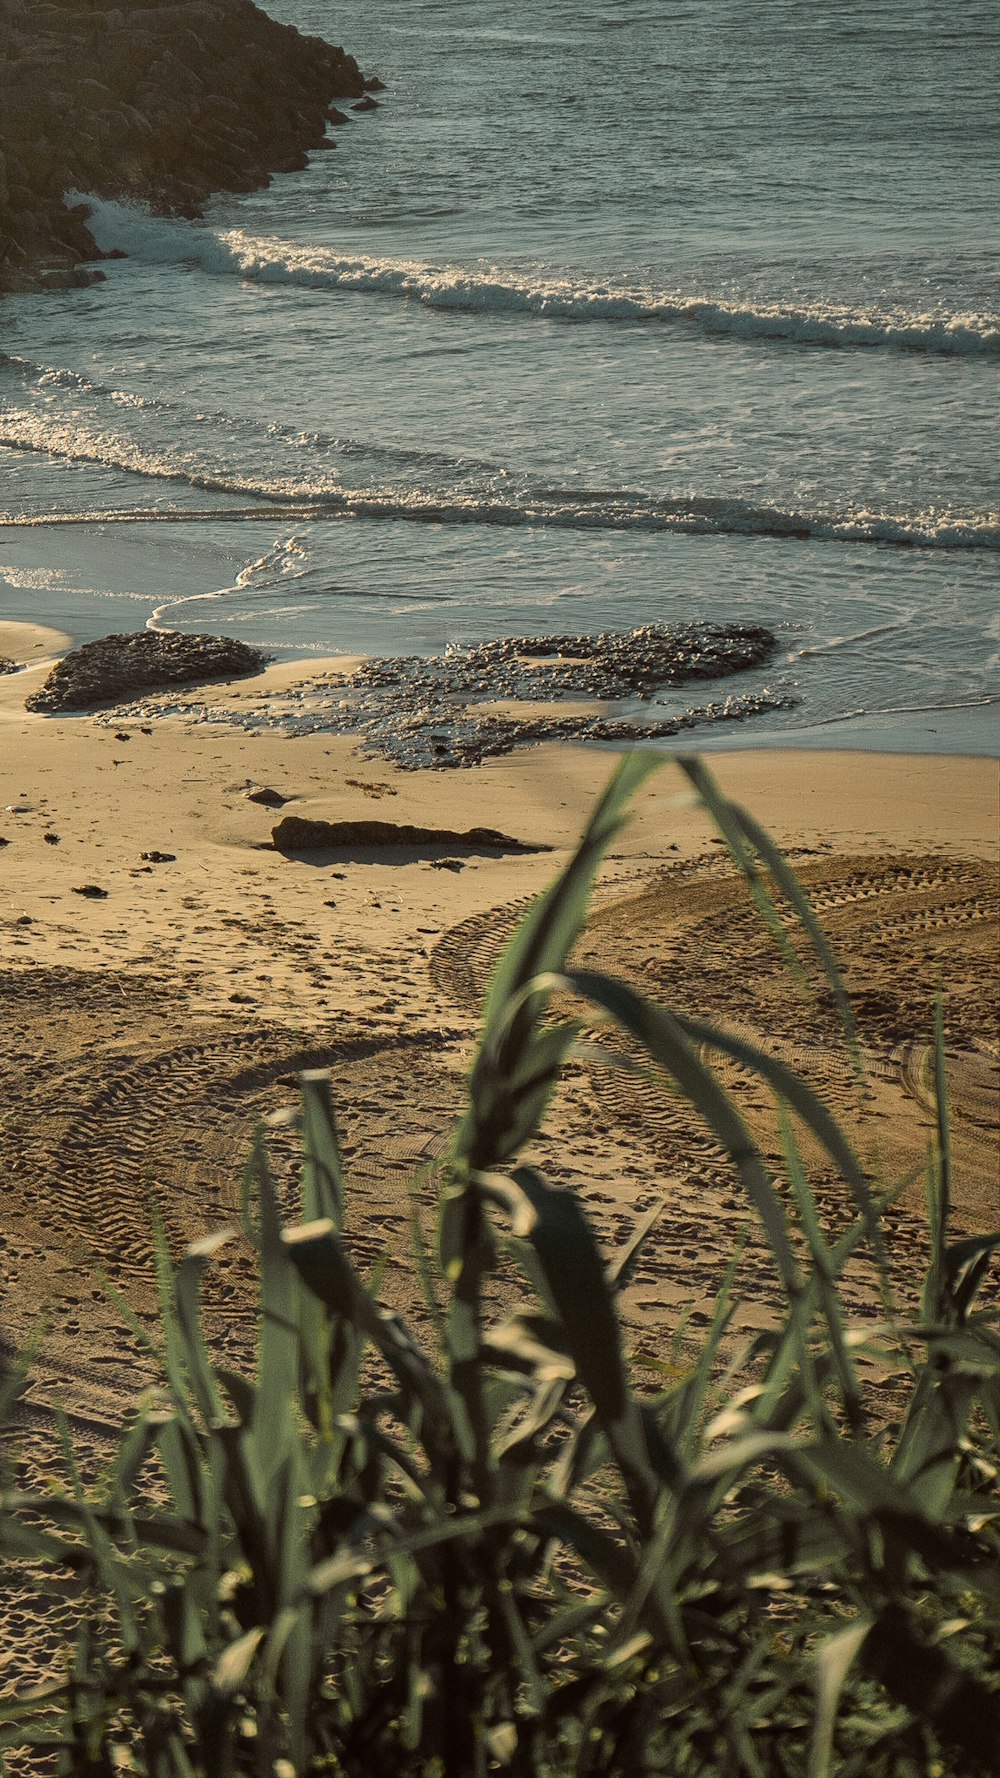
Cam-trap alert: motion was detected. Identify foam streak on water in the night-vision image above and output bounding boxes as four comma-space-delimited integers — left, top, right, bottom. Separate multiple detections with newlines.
72, 203, 1000, 359
1, 0, 998, 752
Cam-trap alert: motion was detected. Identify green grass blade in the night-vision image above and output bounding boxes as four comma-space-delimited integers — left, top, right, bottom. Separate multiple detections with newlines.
676, 1012, 881, 1251
213, 1627, 265, 1698
506, 1164, 662, 1537
565, 968, 801, 1294
174, 1229, 232, 1428
505, 1166, 629, 1426
0, 1499, 97, 1568
666, 1239, 744, 1459
299, 1068, 346, 1229
52, 1405, 141, 1658
467, 1018, 581, 1170
155, 1410, 208, 1534
945, 1233, 1000, 1322
284, 1220, 457, 1459
251, 1143, 300, 1495
406, 1159, 447, 1349
734, 805, 861, 1064
481, 750, 662, 1030
808, 1618, 871, 1778
924, 999, 952, 1324
861, 1603, 1000, 1773
109, 1407, 168, 1513
676, 756, 860, 1064
932, 996, 952, 1232
458, 752, 662, 1172
776, 1102, 865, 1432
608, 1197, 668, 1293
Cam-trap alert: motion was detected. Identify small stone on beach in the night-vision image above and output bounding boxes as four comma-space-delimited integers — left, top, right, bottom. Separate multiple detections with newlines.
245, 787, 290, 807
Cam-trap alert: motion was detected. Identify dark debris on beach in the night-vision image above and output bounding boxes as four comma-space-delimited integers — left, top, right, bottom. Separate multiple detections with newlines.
342, 622, 787, 763
311, 622, 797, 768
354, 622, 778, 701
95, 620, 798, 768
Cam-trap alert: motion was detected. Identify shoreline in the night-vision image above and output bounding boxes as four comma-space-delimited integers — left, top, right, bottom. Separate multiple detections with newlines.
0, 0, 374, 293
1, 616, 996, 761
2, 641, 997, 1531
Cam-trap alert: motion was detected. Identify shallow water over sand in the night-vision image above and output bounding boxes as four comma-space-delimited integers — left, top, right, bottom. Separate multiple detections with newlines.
1, 0, 997, 751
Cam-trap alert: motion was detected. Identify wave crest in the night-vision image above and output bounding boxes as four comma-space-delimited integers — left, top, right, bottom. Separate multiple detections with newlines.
76, 198, 1000, 359
2, 407, 995, 553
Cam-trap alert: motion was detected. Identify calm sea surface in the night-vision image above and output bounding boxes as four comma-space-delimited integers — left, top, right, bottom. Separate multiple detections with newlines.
1, 0, 998, 749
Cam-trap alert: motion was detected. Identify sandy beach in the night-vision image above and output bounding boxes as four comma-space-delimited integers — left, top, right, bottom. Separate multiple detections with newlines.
3, 616, 997, 1348
3, 0, 998, 1758
0, 616, 998, 1730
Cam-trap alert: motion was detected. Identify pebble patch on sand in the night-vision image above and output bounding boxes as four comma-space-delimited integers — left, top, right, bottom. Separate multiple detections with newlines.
96, 622, 797, 767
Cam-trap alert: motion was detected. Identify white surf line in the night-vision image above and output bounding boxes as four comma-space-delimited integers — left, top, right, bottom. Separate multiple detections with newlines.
147, 535, 306, 632
3, 502, 997, 549
2, 507, 321, 526
77, 200, 1000, 357
809, 694, 1000, 725
789, 622, 911, 657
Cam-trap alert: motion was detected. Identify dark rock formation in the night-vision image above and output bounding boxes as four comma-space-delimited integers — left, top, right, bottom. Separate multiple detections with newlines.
245, 786, 290, 807
0, 0, 379, 292
25, 630, 268, 711
271, 817, 541, 855
327, 621, 796, 766
0, 657, 19, 674
352, 623, 779, 703
96, 620, 798, 766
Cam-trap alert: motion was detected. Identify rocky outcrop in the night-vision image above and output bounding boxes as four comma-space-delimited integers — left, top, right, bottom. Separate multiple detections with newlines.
0, 0, 378, 292
271, 817, 541, 855
353, 624, 780, 702
93, 621, 796, 767
25, 630, 268, 711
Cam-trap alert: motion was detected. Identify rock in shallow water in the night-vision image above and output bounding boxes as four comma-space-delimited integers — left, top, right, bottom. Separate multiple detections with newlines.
328, 620, 797, 768
93, 620, 798, 766
26, 632, 268, 713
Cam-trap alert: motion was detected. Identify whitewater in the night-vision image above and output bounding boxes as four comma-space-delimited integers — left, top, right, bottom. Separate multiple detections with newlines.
1, 0, 997, 751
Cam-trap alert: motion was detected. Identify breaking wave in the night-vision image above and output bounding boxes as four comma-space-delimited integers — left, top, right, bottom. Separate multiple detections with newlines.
1, 407, 996, 552
75, 198, 1000, 359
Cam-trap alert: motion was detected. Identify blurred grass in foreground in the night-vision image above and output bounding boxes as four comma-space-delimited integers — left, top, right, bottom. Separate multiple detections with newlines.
1, 754, 997, 1777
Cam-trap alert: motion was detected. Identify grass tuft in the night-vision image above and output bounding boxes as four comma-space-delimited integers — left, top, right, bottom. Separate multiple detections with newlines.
1, 756, 997, 1777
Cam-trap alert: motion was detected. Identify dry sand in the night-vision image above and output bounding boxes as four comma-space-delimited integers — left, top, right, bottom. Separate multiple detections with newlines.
0, 620, 998, 1736
1, 625, 997, 1371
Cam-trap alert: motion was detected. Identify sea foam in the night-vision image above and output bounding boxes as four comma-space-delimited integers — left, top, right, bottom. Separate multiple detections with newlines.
2, 403, 996, 554
76, 198, 1000, 360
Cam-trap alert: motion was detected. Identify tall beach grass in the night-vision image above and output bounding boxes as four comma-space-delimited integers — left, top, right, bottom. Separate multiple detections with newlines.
1, 755, 997, 1776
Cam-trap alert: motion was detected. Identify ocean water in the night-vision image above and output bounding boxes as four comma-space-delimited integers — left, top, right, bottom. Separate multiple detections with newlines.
1, 0, 998, 751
